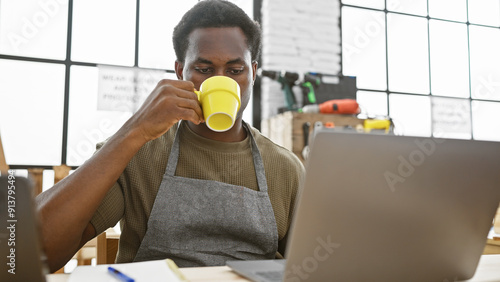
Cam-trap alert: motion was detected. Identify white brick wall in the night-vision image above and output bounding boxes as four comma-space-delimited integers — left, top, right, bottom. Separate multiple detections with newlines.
260, 0, 342, 120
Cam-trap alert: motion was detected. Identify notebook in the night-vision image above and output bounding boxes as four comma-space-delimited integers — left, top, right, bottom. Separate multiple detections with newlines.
0, 173, 47, 282
227, 130, 500, 282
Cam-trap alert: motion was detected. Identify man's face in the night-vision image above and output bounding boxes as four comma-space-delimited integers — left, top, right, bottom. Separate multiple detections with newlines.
175, 27, 257, 121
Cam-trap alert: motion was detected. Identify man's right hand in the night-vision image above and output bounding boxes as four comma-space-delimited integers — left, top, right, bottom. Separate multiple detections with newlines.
125, 79, 204, 144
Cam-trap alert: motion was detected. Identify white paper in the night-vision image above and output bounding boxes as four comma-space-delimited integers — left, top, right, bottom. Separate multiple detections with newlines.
68, 259, 182, 282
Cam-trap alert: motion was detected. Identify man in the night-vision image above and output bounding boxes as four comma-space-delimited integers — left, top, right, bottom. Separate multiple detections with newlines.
36, 0, 304, 271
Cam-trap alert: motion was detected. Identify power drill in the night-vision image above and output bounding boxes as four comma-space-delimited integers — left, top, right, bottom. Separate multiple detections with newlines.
260, 70, 299, 110
302, 99, 360, 115
300, 72, 322, 105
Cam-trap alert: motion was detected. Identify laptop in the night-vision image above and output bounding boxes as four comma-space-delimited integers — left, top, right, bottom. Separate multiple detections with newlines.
0, 173, 48, 282
227, 130, 500, 282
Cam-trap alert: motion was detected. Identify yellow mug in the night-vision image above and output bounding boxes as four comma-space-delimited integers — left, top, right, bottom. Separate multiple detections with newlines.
195, 76, 241, 132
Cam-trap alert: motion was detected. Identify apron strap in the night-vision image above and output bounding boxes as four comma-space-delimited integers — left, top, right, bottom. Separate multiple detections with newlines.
164, 121, 269, 193
164, 122, 181, 177
245, 123, 268, 193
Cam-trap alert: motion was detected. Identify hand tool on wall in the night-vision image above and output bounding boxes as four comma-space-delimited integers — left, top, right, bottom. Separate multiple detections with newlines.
302, 99, 360, 115
302, 122, 310, 160
300, 73, 322, 105
260, 70, 299, 110
313, 121, 324, 137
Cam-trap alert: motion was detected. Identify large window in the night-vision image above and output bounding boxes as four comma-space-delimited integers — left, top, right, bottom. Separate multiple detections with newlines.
341, 0, 500, 141
0, 0, 255, 175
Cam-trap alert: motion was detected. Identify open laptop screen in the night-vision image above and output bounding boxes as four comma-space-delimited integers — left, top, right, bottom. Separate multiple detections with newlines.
284, 131, 500, 281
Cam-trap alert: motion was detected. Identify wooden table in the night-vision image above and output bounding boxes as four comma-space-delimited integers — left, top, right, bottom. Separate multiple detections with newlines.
47, 254, 500, 282
484, 237, 500, 254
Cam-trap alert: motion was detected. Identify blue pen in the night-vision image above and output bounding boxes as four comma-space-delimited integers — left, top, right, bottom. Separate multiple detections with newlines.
108, 266, 135, 282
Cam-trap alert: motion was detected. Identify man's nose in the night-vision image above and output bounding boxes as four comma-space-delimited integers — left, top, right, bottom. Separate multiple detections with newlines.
214, 68, 225, 76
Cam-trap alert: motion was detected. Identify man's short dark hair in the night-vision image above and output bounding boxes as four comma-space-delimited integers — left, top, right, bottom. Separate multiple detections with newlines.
173, 0, 262, 63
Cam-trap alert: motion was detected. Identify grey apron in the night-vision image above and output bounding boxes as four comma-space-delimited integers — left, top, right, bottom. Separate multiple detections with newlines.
133, 122, 278, 267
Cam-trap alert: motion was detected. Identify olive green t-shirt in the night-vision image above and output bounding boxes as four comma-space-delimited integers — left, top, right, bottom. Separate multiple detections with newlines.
90, 121, 305, 263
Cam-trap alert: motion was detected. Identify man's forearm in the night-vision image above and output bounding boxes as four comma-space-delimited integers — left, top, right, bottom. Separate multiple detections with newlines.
35, 122, 146, 271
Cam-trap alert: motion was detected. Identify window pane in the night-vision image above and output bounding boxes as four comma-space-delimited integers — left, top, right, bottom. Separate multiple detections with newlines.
71, 0, 136, 66
387, 14, 429, 94
469, 26, 500, 101
389, 94, 431, 136
472, 101, 500, 141
468, 0, 500, 27
0, 0, 68, 59
431, 97, 471, 139
387, 0, 427, 16
43, 169, 55, 192
356, 91, 388, 117
342, 7, 387, 90
341, 0, 384, 9
429, 20, 469, 98
0, 59, 65, 165
67, 66, 132, 166
429, 0, 467, 22
138, 0, 198, 69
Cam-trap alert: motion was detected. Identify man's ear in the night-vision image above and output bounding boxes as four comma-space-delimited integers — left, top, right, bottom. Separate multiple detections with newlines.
175, 60, 184, 80
252, 61, 258, 84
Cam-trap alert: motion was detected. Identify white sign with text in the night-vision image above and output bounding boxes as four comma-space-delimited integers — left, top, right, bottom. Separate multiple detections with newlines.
97, 65, 168, 112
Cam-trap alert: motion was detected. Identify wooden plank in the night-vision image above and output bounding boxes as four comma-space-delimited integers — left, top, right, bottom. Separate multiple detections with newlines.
495, 204, 500, 234
97, 229, 120, 264
0, 132, 8, 173
28, 168, 44, 196
106, 238, 119, 264
484, 238, 500, 254
53, 165, 71, 184
96, 232, 107, 265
